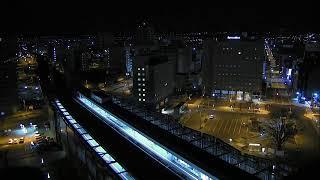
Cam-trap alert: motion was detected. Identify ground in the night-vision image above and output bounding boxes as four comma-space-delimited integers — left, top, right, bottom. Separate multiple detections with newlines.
175, 96, 320, 164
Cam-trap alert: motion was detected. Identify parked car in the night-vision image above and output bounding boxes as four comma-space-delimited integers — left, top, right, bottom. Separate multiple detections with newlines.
35, 136, 43, 142
209, 114, 215, 119
13, 138, 19, 144
19, 137, 24, 144
8, 138, 13, 144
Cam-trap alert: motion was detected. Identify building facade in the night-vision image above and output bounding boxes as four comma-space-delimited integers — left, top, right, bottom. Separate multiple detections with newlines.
133, 54, 175, 110
296, 41, 320, 99
202, 36, 264, 100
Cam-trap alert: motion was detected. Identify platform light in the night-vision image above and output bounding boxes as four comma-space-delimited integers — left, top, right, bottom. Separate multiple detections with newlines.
77, 94, 216, 180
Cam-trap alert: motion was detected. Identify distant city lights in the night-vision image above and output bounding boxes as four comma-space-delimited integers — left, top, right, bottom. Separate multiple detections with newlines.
53, 47, 56, 62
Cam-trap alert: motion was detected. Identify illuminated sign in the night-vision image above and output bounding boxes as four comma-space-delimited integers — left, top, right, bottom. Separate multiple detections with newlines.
227, 36, 241, 40
286, 68, 292, 80
249, 143, 261, 146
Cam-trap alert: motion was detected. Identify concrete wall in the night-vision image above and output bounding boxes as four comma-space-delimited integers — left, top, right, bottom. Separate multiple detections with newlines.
54, 111, 116, 180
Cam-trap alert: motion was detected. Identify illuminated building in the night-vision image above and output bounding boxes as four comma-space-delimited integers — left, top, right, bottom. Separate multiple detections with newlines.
81, 52, 91, 72
133, 54, 175, 109
124, 46, 133, 76
296, 40, 320, 99
202, 35, 264, 100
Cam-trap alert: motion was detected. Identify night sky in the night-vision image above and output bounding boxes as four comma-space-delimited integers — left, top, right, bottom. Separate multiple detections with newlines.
1, 3, 319, 34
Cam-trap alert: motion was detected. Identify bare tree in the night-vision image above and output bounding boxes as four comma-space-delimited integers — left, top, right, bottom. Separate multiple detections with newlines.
264, 109, 296, 150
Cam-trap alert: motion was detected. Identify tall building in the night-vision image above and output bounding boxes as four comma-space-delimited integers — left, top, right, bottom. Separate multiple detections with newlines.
176, 47, 193, 74
296, 41, 320, 99
272, 38, 304, 94
96, 32, 114, 50
136, 21, 156, 43
124, 45, 134, 76
63, 46, 81, 89
109, 46, 126, 75
0, 62, 18, 115
133, 54, 175, 110
175, 47, 202, 94
202, 35, 264, 100
81, 52, 91, 72
103, 48, 111, 69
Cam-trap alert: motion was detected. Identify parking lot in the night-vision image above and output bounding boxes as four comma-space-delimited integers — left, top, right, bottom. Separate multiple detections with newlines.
180, 109, 264, 142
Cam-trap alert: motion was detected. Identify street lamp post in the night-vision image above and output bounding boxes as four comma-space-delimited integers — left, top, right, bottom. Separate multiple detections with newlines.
200, 110, 202, 129
198, 105, 202, 129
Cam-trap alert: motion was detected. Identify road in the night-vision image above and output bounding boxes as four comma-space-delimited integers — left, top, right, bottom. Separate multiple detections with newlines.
265, 39, 291, 101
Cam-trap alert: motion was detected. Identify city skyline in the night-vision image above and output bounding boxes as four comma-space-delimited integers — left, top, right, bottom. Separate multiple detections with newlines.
1, 5, 320, 180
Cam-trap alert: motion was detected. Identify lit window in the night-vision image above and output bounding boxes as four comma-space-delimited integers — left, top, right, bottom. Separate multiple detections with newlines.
138, 68, 140, 70
143, 99, 145, 101
139, 93, 141, 96
142, 78, 145, 81
138, 78, 141, 81
139, 98, 141, 101
142, 68, 145, 71
142, 94, 145, 96
142, 89, 145, 91
138, 73, 141, 76
138, 83, 141, 86
138, 88, 141, 91
142, 84, 145, 86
